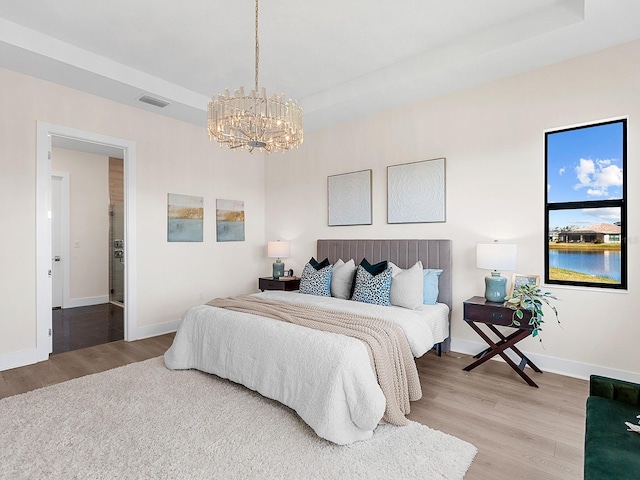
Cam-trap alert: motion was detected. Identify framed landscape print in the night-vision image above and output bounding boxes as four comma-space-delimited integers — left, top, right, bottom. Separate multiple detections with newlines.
387, 158, 446, 223
167, 193, 203, 242
216, 199, 245, 242
327, 169, 372, 226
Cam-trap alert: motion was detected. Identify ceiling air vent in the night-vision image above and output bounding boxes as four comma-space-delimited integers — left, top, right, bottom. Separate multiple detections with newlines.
138, 95, 170, 108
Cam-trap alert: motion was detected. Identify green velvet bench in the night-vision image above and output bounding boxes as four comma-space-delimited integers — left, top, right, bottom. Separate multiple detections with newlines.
585, 375, 640, 479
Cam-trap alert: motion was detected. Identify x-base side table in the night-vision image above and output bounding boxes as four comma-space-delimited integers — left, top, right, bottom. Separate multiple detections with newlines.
462, 296, 543, 387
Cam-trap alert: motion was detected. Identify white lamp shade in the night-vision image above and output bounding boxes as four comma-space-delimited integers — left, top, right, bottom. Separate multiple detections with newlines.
476, 243, 517, 271
267, 241, 290, 259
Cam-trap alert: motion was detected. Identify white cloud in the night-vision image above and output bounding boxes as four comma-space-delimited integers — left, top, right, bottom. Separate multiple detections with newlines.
594, 164, 623, 189
574, 158, 622, 197
574, 158, 595, 188
597, 159, 612, 167
582, 207, 621, 223
558, 167, 565, 175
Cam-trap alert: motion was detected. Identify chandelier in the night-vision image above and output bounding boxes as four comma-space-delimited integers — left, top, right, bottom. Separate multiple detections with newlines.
207, 0, 303, 154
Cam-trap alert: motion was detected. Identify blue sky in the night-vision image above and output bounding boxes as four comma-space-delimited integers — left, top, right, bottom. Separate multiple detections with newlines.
547, 121, 624, 229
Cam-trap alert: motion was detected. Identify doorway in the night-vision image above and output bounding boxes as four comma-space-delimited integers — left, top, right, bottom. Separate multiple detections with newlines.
35, 122, 137, 363
49, 151, 125, 353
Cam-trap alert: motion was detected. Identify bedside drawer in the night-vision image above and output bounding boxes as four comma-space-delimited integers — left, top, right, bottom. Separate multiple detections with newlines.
259, 277, 300, 292
464, 302, 531, 328
260, 278, 286, 290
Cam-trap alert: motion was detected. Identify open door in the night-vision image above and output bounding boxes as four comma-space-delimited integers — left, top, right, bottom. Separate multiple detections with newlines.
51, 175, 63, 308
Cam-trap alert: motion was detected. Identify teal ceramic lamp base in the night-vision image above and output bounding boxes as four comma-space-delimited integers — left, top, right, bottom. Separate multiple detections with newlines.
272, 259, 284, 279
484, 271, 507, 302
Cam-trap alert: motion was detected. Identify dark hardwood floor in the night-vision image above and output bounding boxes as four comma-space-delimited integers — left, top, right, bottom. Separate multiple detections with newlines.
0, 336, 588, 479
53, 303, 124, 353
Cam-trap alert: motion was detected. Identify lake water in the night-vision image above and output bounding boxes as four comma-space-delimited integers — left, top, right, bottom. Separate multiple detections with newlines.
168, 218, 203, 242
216, 221, 245, 242
549, 249, 621, 281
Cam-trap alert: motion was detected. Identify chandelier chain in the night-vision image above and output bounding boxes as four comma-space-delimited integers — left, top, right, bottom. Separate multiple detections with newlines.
255, 0, 259, 92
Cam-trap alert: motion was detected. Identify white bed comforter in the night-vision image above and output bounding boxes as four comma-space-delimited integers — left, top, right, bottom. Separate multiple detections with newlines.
164, 291, 441, 444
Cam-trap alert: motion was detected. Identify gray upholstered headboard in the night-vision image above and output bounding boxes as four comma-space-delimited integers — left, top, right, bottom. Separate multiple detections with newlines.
317, 239, 452, 311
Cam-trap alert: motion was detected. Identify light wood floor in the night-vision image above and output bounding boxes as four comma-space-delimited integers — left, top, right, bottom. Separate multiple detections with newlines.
0, 334, 174, 399
413, 351, 588, 480
0, 335, 588, 479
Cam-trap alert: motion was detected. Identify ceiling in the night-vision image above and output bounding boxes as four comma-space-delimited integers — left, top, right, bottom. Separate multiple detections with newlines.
1, 0, 639, 132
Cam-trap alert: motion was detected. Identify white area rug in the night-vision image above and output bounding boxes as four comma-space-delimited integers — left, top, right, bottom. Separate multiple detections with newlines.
0, 357, 477, 479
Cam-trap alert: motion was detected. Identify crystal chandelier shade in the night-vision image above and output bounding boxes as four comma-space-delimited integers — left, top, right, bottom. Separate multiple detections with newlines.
207, 0, 303, 154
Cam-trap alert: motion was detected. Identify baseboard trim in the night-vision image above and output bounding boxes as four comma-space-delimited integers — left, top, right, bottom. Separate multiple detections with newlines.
450, 338, 640, 384
0, 347, 48, 371
63, 295, 110, 309
131, 319, 180, 341
0, 318, 180, 372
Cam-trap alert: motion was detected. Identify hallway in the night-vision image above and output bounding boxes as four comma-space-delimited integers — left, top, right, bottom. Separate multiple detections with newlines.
53, 304, 124, 354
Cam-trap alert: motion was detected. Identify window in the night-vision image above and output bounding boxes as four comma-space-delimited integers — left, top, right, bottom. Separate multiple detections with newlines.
545, 118, 627, 289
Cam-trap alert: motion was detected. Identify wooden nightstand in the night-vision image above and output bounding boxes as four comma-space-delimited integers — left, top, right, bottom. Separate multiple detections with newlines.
462, 296, 542, 387
258, 277, 300, 292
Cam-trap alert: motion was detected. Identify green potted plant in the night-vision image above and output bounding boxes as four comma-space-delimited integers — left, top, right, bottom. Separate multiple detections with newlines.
503, 284, 560, 342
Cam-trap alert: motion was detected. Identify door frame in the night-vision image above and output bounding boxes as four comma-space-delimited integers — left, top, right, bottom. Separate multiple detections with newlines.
36, 122, 137, 360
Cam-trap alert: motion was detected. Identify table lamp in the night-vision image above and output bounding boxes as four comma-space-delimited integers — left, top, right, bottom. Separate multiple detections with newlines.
476, 241, 517, 302
267, 241, 290, 279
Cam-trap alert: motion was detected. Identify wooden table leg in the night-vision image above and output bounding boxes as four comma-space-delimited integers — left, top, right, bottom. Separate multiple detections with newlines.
486, 325, 543, 373
463, 323, 539, 387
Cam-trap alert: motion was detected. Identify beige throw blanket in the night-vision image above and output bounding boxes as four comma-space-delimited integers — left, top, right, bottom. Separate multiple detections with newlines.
207, 295, 422, 425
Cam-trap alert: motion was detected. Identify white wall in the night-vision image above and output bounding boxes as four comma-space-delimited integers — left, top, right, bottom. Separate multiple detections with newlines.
1, 37, 637, 380
265, 40, 640, 381
52, 148, 109, 305
0, 66, 265, 363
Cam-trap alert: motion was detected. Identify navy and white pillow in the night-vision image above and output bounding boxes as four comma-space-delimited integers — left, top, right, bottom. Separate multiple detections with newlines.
309, 256, 330, 270
360, 258, 388, 276
351, 265, 392, 306
349, 258, 388, 299
299, 259, 332, 296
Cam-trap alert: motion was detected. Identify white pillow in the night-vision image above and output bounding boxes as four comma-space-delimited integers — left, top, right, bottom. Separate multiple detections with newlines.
331, 259, 357, 299
389, 261, 424, 309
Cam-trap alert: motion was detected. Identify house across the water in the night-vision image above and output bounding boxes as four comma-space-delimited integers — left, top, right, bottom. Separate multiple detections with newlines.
552, 223, 621, 244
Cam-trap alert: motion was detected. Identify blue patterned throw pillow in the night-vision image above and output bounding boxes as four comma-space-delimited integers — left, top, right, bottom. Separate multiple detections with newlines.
351, 265, 392, 306
299, 262, 332, 296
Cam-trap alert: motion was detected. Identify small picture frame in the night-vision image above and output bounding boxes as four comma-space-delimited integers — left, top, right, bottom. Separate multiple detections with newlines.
510, 274, 540, 295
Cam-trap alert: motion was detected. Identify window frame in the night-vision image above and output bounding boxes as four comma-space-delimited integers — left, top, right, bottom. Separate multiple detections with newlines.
544, 118, 627, 290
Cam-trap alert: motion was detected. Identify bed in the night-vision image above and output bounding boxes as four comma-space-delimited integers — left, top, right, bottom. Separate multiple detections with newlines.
317, 239, 452, 352
164, 239, 452, 444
